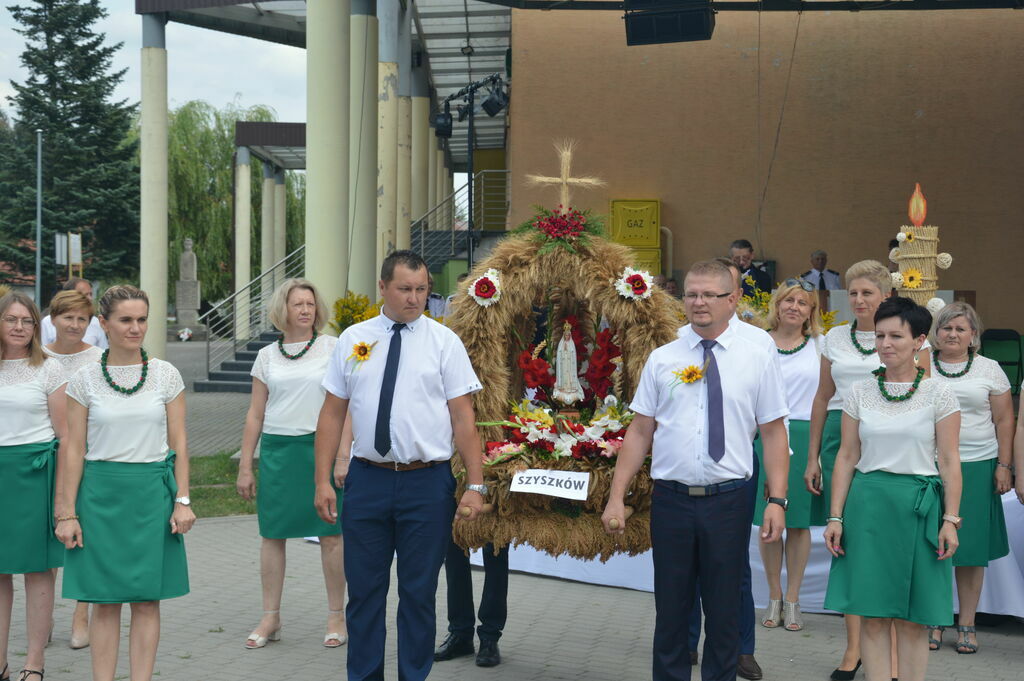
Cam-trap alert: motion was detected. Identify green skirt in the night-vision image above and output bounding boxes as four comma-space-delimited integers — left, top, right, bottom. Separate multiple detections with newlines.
62, 452, 189, 603
0, 441, 63, 573
824, 470, 952, 625
754, 420, 814, 528
809, 409, 843, 526
954, 458, 1009, 567
257, 432, 342, 539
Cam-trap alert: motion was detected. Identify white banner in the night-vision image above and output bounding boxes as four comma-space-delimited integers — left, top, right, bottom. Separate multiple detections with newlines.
69, 233, 82, 265
509, 469, 591, 501
54, 233, 67, 266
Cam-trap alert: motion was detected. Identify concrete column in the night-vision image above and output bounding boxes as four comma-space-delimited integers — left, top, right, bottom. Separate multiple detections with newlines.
376, 0, 400, 276
411, 60, 430, 225
234, 147, 252, 339
426, 138, 437, 220
306, 0, 351, 310
349, 0, 378, 296
273, 169, 287, 286
395, 7, 412, 251
260, 164, 275, 276
140, 13, 168, 358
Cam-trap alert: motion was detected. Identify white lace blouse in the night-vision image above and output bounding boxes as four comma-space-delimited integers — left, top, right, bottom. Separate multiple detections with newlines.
0, 358, 65, 446
843, 377, 960, 476
66, 358, 185, 463
251, 334, 337, 436
929, 354, 1010, 462
822, 325, 884, 411
43, 345, 103, 382
777, 336, 822, 421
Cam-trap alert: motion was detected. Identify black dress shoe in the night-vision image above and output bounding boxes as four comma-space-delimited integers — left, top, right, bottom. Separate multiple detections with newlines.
737, 654, 762, 680
434, 633, 474, 661
829, 660, 861, 681
476, 639, 501, 667
689, 651, 698, 666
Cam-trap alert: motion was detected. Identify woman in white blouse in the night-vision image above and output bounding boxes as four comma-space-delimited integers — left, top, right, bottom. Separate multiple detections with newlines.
55, 285, 195, 681
804, 260, 931, 680
926, 303, 1012, 654
235, 279, 346, 649
43, 289, 103, 651
824, 297, 961, 681
0, 293, 67, 681
754, 279, 821, 632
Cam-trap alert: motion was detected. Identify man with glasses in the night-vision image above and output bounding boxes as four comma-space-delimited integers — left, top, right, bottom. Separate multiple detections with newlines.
729, 240, 772, 298
605, 259, 790, 681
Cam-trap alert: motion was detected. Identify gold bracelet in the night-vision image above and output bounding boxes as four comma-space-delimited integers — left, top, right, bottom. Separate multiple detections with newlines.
55, 515, 79, 522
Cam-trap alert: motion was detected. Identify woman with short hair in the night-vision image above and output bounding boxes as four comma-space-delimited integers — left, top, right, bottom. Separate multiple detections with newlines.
43, 289, 103, 651
754, 279, 822, 632
926, 302, 1012, 654
56, 285, 194, 681
0, 292, 67, 681
824, 296, 961, 681
236, 278, 347, 649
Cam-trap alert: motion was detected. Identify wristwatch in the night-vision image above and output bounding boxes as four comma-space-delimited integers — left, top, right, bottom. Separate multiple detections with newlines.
942, 513, 962, 529
466, 483, 489, 497
767, 497, 788, 511
174, 496, 191, 506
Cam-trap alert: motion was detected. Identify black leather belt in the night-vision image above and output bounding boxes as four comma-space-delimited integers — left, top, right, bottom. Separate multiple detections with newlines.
656, 478, 747, 496
355, 457, 439, 471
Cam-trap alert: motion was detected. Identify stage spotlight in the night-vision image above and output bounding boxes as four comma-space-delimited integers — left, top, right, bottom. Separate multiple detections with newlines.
624, 0, 715, 45
433, 101, 452, 138
457, 103, 470, 122
481, 84, 508, 117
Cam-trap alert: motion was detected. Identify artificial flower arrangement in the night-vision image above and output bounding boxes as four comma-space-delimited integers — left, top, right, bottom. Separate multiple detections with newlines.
510, 204, 605, 254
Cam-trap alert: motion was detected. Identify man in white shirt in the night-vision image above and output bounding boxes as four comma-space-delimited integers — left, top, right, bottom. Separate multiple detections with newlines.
604, 259, 790, 681
314, 250, 486, 681
40, 277, 108, 349
801, 250, 842, 291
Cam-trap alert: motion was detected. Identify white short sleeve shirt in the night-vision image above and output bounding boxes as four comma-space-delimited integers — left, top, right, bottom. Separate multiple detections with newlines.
41, 315, 108, 349
321, 312, 482, 463
43, 344, 104, 382
66, 358, 185, 463
929, 354, 1010, 462
0, 358, 65, 446
251, 334, 337, 436
777, 336, 822, 421
632, 323, 789, 485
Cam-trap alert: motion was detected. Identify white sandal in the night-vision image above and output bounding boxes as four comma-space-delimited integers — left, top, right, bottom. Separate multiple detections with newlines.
323, 609, 348, 648
783, 600, 804, 631
760, 599, 782, 628
245, 611, 281, 649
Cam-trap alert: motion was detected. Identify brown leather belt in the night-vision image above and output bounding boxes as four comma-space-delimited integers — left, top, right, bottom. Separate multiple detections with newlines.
356, 457, 439, 472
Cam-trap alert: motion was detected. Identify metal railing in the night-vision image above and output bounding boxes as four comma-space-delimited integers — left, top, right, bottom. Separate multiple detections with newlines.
199, 245, 306, 380
412, 170, 509, 264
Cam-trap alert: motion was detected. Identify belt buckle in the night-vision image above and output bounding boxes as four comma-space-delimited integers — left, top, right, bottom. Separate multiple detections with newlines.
689, 485, 707, 497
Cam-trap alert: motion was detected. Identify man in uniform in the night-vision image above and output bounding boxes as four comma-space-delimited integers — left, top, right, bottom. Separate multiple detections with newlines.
801, 250, 841, 290
315, 250, 487, 681
729, 240, 772, 297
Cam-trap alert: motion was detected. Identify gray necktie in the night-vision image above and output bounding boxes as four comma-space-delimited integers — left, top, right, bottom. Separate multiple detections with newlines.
700, 339, 725, 463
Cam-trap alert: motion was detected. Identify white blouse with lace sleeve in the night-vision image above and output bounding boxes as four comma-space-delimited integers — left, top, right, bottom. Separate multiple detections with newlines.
0, 358, 65, 446
44, 344, 103, 382
930, 354, 1011, 462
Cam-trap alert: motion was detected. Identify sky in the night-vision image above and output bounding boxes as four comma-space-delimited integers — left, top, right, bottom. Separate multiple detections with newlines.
0, 0, 308, 123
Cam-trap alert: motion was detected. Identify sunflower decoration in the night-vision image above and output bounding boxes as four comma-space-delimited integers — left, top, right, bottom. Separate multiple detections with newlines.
677, 366, 703, 383
347, 340, 378, 366
902, 267, 923, 289
897, 231, 915, 244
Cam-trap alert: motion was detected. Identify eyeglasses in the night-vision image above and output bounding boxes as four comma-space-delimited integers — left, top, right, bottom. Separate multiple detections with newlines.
683, 292, 732, 302
1, 316, 35, 328
783, 278, 815, 293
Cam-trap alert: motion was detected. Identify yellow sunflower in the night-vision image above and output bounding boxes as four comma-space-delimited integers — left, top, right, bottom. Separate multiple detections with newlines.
348, 340, 377, 362
902, 267, 923, 289
904, 231, 915, 243
674, 366, 704, 384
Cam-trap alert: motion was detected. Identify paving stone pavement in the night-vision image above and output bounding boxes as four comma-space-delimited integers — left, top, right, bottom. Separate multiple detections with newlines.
7, 515, 1023, 681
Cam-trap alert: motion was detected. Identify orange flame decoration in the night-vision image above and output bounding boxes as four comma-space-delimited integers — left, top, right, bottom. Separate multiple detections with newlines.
908, 183, 927, 227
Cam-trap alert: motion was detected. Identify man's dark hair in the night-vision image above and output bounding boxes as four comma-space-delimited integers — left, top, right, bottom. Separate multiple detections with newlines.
889, 238, 900, 250
875, 296, 932, 338
63, 277, 88, 291
730, 239, 753, 251
380, 250, 427, 282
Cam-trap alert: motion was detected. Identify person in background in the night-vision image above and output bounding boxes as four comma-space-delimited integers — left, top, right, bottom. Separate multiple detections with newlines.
443, 274, 469, 318
730, 239, 772, 297
801, 250, 841, 291
40, 278, 107, 350
664, 278, 680, 299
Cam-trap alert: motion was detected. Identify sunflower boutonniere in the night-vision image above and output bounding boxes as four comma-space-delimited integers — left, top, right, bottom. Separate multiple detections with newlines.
347, 340, 378, 368
668, 358, 710, 396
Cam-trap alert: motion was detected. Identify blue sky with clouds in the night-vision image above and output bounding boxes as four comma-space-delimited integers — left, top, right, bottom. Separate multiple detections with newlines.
0, 0, 307, 122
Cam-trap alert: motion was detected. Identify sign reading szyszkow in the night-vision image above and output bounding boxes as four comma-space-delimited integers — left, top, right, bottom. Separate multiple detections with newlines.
509, 469, 591, 501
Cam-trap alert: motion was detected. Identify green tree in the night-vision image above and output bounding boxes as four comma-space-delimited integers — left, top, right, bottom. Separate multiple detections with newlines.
165, 99, 305, 304
0, 0, 139, 294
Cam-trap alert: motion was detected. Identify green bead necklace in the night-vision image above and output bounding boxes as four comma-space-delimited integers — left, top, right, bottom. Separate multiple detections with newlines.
872, 366, 925, 402
101, 348, 149, 395
934, 349, 974, 379
850, 322, 877, 356
777, 335, 810, 356
278, 329, 318, 360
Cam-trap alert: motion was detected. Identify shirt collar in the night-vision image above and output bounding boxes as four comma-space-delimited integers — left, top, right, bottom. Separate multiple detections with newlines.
680, 321, 736, 350
377, 309, 423, 332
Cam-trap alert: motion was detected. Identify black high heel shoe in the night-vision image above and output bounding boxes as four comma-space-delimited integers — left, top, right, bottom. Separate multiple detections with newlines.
830, 660, 861, 681
1, 663, 9, 681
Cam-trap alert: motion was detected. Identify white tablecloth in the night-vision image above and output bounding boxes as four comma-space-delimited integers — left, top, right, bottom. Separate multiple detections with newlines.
471, 492, 1024, 618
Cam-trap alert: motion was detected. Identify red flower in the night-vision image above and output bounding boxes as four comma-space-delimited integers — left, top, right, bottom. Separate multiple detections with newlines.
533, 440, 555, 453
626, 273, 648, 296
571, 440, 604, 460
474, 277, 497, 299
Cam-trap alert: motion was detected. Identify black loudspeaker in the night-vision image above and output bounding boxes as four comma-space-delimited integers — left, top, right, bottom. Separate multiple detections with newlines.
624, 1, 715, 45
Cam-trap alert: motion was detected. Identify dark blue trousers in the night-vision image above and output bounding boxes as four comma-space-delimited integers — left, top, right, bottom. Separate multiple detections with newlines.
343, 458, 455, 681
443, 540, 509, 642
688, 455, 759, 657
652, 480, 754, 681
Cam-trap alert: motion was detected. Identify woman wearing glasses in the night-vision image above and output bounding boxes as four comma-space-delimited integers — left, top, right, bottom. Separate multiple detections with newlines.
805, 260, 930, 680
754, 279, 821, 632
925, 302, 1012, 654
56, 285, 194, 681
0, 292, 68, 681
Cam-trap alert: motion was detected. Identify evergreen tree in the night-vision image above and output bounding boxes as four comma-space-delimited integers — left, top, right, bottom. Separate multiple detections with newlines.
0, 0, 139, 295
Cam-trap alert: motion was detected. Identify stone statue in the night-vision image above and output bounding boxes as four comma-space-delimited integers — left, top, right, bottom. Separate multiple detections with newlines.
175, 238, 201, 328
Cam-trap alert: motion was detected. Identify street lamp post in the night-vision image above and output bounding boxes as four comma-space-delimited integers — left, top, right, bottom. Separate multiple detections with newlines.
35, 129, 42, 305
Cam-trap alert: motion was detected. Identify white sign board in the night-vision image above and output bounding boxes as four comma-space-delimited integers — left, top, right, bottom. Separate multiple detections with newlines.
54, 233, 67, 266
509, 469, 591, 501
69, 233, 82, 265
